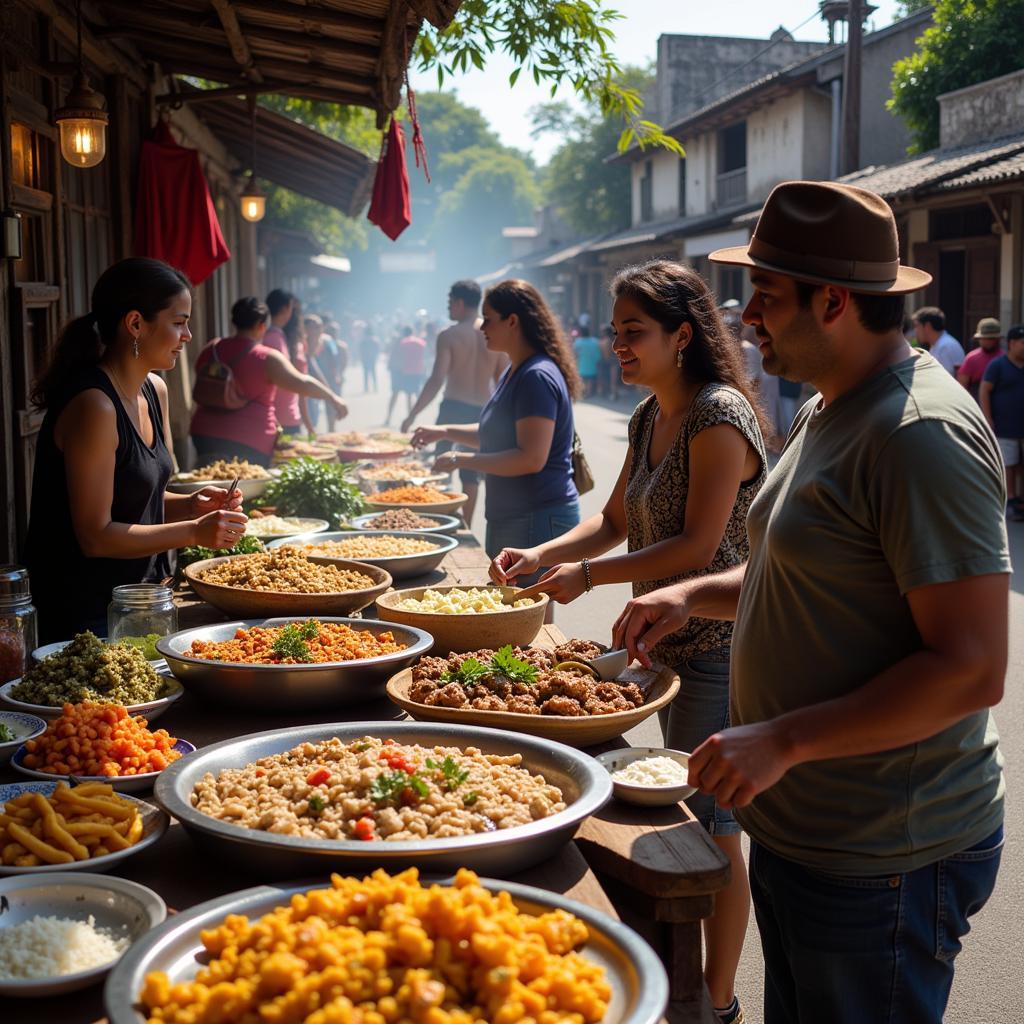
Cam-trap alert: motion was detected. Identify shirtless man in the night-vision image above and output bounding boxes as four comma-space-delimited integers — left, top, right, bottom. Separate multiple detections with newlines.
402, 280, 505, 524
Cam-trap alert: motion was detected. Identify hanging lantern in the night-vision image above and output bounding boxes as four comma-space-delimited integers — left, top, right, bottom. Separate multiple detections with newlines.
239, 173, 266, 222
55, 72, 108, 168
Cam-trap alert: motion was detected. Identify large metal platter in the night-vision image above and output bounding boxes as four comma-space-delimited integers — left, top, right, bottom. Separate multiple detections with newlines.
267, 530, 459, 580
104, 874, 667, 1024
349, 511, 462, 535
153, 721, 612, 877
156, 618, 434, 711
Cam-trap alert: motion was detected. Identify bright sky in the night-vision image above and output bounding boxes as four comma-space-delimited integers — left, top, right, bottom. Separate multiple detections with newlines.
409, 0, 904, 165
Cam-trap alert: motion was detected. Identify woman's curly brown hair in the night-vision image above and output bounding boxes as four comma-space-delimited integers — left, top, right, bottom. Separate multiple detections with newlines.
485, 279, 582, 400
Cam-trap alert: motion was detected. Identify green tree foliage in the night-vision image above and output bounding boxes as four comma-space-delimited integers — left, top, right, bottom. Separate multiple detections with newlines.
434, 147, 541, 273
896, 0, 933, 13
534, 65, 653, 234
416, 0, 682, 156
889, 0, 1024, 153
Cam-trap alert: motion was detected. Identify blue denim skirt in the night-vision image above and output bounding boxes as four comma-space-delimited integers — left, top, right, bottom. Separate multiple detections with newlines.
485, 499, 581, 586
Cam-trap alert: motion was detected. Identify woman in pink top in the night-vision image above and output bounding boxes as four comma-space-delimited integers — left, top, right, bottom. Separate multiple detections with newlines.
191, 297, 347, 466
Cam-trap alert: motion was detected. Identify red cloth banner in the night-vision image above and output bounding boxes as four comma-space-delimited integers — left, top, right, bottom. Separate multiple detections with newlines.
134, 122, 230, 285
367, 117, 411, 241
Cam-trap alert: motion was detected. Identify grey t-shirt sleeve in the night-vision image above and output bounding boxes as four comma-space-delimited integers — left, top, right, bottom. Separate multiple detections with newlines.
868, 418, 1011, 594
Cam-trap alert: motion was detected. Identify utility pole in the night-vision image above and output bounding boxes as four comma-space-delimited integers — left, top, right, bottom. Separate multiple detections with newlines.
841, 0, 863, 175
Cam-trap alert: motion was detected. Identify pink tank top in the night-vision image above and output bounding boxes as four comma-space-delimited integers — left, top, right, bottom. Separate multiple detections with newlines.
264, 326, 306, 428
190, 335, 279, 455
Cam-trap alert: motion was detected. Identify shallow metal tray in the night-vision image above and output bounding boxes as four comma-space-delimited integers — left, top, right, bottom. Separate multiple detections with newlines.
104, 874, 667, 1024
156, 617, 434, 711
348, 511, 462, 535
267, 529, 458, 579
153, 720, 612, 878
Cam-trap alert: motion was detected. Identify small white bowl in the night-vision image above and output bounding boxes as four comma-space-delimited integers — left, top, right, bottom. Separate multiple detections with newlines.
0, 872, 166, 996
0, 711, 47, 767
595, 746, 696, 807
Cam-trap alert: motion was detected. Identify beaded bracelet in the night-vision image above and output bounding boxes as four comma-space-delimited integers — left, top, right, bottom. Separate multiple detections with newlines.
581, 558, 594, 592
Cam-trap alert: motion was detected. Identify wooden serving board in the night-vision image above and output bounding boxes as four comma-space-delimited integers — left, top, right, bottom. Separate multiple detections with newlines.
385, 660, 679, 748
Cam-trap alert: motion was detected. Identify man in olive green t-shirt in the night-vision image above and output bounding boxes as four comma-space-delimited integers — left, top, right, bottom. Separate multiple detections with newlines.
614, 181, 1008, 1024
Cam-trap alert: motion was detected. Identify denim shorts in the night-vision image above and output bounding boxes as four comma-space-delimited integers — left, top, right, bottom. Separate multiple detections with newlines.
659, 653, 739, 836
750, 826, 1004, 1023
485, 499, 581, 586
436, 399, 483, 487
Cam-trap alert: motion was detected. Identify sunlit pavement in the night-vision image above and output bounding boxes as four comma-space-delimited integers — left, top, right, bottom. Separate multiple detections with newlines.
339, 364, 1024, 1022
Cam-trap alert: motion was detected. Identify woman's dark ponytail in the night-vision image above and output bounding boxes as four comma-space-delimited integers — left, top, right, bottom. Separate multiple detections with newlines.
31, 257, 190, 409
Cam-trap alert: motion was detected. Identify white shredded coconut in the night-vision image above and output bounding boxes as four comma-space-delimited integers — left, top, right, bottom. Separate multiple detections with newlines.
0, 913, 129, 979
612, 755, 689, 787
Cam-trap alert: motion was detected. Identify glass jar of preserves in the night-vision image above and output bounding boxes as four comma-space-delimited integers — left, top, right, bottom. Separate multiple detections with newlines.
107, 584, 177, 645
0, 565, 38, 683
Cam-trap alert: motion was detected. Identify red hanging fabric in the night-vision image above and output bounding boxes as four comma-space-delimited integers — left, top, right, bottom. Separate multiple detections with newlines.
134, 121, 230, 285
367, 116, 411, 241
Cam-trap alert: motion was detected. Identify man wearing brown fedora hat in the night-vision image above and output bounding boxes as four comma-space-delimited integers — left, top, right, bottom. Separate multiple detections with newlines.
613, 180, 1008, 1023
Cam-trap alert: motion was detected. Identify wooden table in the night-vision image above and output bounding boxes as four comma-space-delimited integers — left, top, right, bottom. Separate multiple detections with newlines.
3, 532, 728, 1023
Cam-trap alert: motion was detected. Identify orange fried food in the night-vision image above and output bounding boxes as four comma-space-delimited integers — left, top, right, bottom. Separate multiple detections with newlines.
21, 702, 181, 777
373, 484, 451, 503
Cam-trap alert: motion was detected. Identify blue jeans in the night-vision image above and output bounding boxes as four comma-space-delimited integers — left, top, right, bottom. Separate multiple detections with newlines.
485, 499, 581, 586
659, 654, 738, 836
750, 826, 1004, 1024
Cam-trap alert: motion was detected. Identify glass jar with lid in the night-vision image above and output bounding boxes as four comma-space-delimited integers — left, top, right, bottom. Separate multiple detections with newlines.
107, 584, 177, 644
0, 565, 38, 683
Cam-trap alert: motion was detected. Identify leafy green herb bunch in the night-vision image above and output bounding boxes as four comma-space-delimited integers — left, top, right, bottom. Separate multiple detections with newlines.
263, 457, 365, 530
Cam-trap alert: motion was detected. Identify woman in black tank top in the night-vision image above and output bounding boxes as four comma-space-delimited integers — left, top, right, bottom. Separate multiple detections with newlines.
23, 259, 248, 642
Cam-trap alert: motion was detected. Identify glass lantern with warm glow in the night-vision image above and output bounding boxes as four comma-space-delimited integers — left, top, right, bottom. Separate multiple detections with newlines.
54, 75, 108, 169
240, 176, 266, 222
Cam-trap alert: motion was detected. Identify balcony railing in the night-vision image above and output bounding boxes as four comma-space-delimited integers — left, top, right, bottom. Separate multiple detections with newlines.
716, 167, 747, 208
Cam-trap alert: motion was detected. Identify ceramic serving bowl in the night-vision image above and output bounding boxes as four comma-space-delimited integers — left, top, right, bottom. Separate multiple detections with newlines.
0, 872, 166, 997
375, 584, 548, 653
0, 677, 184, 724
348, 511, 462, 535
594, 747, 697, 806
183, 554, 392, 617
0, 711, 47, 767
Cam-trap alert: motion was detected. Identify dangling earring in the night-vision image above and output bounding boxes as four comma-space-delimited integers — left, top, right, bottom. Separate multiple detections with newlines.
676, 349, 684, 368
132, 335, 140, 359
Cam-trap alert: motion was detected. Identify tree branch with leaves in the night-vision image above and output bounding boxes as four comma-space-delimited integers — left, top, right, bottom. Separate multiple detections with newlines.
416, 0, 683, 155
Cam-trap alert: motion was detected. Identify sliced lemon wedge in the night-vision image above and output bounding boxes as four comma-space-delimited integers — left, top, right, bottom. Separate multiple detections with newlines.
551, 660, 598, 678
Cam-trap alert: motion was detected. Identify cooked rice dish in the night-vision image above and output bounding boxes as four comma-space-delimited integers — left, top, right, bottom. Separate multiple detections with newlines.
190, 735, 565, 841
195, 550, 375, 593
288, 535, 439, 559
0, 913, 129, 979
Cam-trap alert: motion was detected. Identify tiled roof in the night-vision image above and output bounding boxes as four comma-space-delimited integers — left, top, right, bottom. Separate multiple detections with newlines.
839, 134, 1024, 199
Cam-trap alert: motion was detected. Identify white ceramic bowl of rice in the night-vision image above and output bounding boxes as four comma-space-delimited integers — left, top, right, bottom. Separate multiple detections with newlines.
595, 747, 696, 806
0, 872, 165, 996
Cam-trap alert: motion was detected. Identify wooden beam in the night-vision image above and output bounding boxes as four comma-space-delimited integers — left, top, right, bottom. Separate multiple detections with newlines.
155, 74, 372, 109
231, 0, 384, 37
210, 0, 263, 82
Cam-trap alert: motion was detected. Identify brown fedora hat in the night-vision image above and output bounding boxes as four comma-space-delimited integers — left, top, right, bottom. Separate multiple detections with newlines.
709, 180, 932, 294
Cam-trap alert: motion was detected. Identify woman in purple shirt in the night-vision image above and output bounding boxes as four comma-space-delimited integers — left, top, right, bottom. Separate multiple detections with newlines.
411, 280, 581, 580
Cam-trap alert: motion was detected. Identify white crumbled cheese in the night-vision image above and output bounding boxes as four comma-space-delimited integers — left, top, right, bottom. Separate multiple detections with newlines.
612, 756, 689, 787
396, 587, 535, 614
0, 913, 129, 979
245, 516, 311, 536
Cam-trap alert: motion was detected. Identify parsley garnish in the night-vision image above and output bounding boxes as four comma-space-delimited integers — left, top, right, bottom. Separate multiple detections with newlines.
0, 723, 15, 742
307, 794, 326, 815
426, 756, 469, 790
271, 620, 320, 662
370, 769, 429, 805
440, 646, 538, 688
490, 645, 538, 684
441, 656, 491, 687
463, 791, 479, 806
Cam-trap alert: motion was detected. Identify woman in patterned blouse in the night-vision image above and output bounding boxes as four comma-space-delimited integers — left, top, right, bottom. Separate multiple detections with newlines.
489, 260, 767, 1024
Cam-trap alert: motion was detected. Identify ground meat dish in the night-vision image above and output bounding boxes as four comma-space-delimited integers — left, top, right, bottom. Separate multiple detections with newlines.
409, 644, 645, 717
